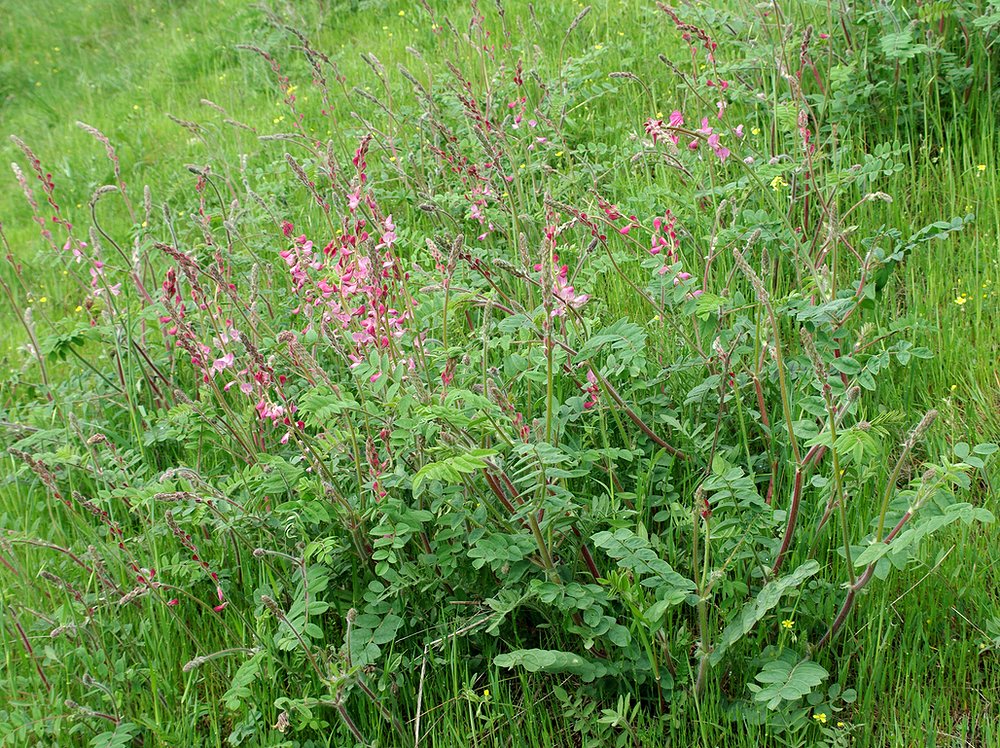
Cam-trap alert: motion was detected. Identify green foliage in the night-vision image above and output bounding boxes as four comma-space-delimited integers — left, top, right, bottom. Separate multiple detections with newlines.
749, 658, 830, 711
0, 0, 997, 746
710, 561, 821, 666
494, 649, 608, 683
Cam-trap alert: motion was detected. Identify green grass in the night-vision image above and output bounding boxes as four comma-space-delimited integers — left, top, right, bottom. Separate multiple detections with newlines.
1, 1, 999, 746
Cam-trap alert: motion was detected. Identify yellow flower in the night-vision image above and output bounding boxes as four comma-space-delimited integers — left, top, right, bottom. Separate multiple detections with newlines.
950, 384, 958, 392
954, 294, 967, 305
555, 151, 563, 157
398, 9, 405, 15
594, 43, 604, 50
75, 305, 83, 312
141, 220, 148, 228
483, 689, 490, 699
133, 104, 139, 111
656, 111, 663, 118
751, 126, 761, 135
837, 721, 845, 728
781, 619, 794, 630
813, 712, 827, 724
977, 164, 986, 172
770, 175, 788, 191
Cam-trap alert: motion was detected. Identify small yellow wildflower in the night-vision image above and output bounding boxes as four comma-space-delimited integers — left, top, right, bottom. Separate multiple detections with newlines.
950, 384, 958, 392
813, 712, 827, 724
389, 156, 397, 163
75, 305, 83, 312
594, 43, 603, 50
133, 104, 139, 111
837, 721, 845, 728
770, 175, 788, 191
35, 81, 42, 87
39, 297, 47, 303
751, 126, 761, 135
141, 220, 148, 228
655, 111, 663, 118
781, 619, 794, 630
398, 9, 405, 15
555, 151, 563, 157
954, 294, 968, 305
483, 688, 490, 699
977, 164, 986, 172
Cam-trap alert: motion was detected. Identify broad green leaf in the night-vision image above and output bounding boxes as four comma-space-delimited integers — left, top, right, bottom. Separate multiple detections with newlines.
592, 528, 695, 603
751, 658, 828, 710
494, 649, 607, 682
710, 560, 820, 666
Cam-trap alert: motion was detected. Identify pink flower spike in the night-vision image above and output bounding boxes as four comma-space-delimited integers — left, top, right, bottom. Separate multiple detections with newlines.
167, 598, 179, 606
213, 602, 229, 613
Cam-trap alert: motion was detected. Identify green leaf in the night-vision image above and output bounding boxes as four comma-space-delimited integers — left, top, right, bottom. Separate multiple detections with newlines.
591, 528, 695, 603
710, 560, 820, 666
411, 448, 497, 496
89, 724, 139, 748
879, 30, 931, 61
494, 649, 607, 682
751, 658, 829, 710
223, 652, 264, 711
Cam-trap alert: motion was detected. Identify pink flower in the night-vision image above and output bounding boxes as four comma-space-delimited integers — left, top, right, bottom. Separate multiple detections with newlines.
582, 369, 600, 409
644, 118, 665, 144
707, 133, 730, 162
209, 352, 235, 376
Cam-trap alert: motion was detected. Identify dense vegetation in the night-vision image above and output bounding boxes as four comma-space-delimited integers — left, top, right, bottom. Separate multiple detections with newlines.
1, 1, 999, 746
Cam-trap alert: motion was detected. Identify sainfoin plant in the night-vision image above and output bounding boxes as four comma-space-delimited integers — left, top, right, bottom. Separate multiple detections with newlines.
1, 2, 996, 746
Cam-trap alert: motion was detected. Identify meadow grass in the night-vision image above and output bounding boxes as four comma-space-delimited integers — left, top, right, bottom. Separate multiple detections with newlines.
1, 1, 998, 746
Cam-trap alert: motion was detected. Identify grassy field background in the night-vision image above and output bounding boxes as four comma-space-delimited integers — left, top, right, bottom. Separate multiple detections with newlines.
1, 0, 998, 746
